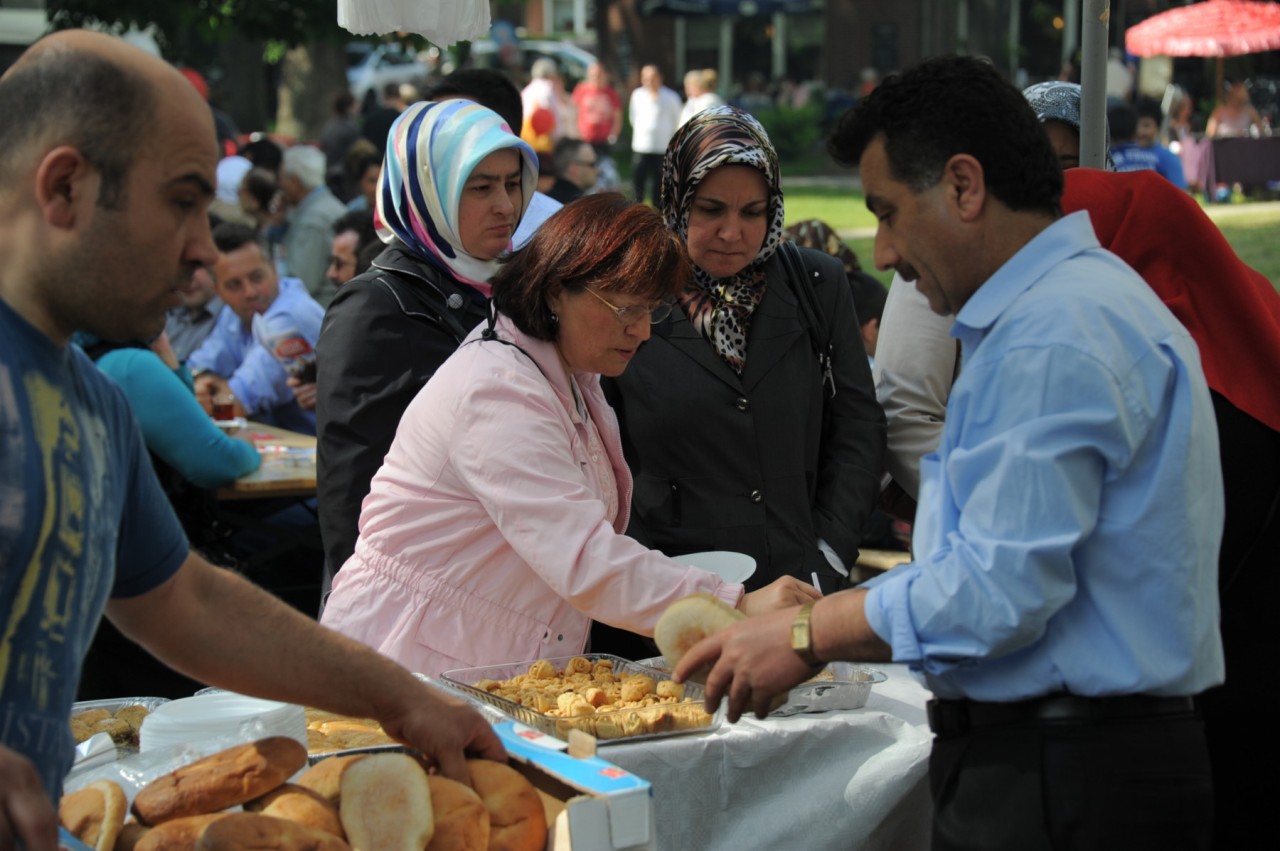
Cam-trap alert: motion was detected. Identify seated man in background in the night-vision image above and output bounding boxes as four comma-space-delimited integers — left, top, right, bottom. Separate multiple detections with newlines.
325, 209, 377, 293
277, 144, 347, 307
288, 209, 379, 412
164, 261, 223, 363
189, 222, 324, 433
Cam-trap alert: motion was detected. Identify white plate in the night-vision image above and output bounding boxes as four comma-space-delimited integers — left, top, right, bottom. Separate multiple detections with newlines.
214, 417, 247, 430
140, 692, 306, 752
671, 551, 756, 583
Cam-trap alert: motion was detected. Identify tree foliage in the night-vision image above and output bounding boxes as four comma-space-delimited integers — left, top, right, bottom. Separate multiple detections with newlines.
47, 0, 347, 51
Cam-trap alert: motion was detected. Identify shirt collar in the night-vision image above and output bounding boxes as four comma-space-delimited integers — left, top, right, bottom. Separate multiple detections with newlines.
194, 294, 224, 320
953, 211, 1098, 345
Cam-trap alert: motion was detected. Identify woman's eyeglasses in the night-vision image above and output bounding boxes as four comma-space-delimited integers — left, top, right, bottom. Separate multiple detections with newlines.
585, 287, 675, 325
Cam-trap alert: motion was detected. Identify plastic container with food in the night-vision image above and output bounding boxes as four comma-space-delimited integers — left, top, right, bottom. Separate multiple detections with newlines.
70, 697, 170, 750
442, 654, 723, 745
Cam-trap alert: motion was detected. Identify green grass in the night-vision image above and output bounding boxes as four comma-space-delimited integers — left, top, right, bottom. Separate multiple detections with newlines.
1203, 209, 1280, 291
782, 184, 1280, 292
783, 185, 878, 232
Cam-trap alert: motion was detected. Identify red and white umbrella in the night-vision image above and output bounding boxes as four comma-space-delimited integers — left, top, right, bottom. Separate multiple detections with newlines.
1126, 0, 1280, 58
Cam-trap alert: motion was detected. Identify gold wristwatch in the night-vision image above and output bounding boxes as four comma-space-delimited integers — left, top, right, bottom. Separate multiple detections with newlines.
790, 601, 823, 667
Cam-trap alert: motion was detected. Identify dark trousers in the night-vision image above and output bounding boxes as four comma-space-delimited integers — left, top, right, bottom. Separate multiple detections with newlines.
631, 152, 664, 204
930, 715, 1213, 850
1202, 392, 1280, 849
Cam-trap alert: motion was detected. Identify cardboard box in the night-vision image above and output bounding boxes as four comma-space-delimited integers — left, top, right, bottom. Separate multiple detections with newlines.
497, 721, 655, 851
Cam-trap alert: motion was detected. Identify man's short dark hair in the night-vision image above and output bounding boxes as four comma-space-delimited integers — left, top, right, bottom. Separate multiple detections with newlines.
828, 56, 1062, 217
1108, 102, 1139, 143
332, 89, 356, 116
212, 221, 259, 254
850, 272, 888, 326
0, 44, 156, 209
332, 209, 377, 246
239, 167, 277, 211
422, 69, 523, 132
552, 138, 589, 176
239, 137, 284, 172
1135, 96, 1163, 125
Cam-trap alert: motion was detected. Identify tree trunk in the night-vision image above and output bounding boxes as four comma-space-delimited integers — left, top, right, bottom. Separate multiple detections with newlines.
277, 39, 347, 143
216, 32, 273, 136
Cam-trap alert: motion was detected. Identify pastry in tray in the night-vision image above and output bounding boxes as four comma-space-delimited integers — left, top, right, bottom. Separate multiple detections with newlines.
444, 654, 719, 743
69, 700, 163, 748
303, 708, 397, 755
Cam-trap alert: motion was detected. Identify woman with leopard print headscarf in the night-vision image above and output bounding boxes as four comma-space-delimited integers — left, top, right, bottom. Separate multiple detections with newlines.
602, 106, 886, 610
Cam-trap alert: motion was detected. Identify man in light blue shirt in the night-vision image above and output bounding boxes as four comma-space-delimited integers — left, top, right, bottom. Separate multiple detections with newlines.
676, 56, 1222, 849
189, 222, 324, 433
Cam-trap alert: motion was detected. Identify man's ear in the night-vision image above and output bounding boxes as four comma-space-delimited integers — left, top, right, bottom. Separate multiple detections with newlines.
942, 154, 986, 223
34, 145, 96, 230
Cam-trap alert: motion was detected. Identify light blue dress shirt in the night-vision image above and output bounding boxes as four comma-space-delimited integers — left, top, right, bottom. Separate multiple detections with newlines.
187, 277, 323, 429
863, 212, 1224, 701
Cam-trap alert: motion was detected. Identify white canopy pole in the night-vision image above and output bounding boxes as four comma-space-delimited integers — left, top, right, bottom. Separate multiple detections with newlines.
1079, 0, 1110, 170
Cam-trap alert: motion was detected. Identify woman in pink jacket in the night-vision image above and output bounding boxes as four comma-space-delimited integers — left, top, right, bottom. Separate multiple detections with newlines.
321, 195, 817, 675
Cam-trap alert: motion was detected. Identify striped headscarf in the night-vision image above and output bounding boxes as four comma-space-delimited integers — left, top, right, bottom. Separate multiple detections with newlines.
659, 106, 785, 373
376, 99, 538, 294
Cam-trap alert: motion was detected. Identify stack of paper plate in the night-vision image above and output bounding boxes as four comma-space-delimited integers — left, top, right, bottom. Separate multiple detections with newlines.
139, 692, 306, 753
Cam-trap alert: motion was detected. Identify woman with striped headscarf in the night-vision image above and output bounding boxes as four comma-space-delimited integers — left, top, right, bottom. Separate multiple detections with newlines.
315, 99, 538, 590
602, 106, 886, 602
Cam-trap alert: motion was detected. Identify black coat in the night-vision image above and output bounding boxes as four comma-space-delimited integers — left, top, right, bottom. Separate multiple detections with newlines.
315, 243, 488, 581
603, 248, 886, 591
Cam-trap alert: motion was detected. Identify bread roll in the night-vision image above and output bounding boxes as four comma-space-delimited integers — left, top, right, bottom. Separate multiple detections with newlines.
466, 760, 546, 851
132, 737, 307, 825
424, 776, 489, 851
196, 812, 350, 850
113, 821, 150, 851
134, 813, 229, 851
246, 784, 345, 840
654, 592, 746, 678
339, 753, 433, 851
295, 755, 366, 805
60, 780, 127, 851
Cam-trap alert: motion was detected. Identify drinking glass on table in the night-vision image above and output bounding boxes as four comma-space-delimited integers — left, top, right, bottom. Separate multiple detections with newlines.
212, 392, 237, 423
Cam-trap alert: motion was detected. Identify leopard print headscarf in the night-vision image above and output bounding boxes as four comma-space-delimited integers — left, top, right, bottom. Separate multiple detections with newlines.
660, 106, 785, 374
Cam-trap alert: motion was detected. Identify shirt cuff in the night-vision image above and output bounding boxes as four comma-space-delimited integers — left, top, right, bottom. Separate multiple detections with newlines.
227, 374, 261, 415
863, 566, 926, 665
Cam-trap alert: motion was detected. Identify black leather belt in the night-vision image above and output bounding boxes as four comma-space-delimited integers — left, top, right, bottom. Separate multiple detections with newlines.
927, 694, 1198, 738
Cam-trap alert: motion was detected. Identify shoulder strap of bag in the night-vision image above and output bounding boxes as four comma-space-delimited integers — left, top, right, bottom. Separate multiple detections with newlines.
468, 300, 550, 382
779, 241, 836, 399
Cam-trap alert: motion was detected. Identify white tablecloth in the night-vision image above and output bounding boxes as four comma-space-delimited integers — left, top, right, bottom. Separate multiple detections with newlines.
603, 664, 934, 851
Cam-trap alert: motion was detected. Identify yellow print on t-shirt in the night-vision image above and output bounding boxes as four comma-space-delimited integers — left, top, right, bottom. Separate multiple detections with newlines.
0, 371, 89, 710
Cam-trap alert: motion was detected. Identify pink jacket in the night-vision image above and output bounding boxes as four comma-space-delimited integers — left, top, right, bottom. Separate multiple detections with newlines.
321, 314, 743, 675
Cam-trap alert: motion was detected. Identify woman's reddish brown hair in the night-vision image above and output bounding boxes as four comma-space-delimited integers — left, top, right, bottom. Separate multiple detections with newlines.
492, 193, 689, 341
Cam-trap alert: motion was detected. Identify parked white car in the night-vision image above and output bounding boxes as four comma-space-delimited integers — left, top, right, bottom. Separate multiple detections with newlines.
346, 42, 433, 109
465, 39, 597, 88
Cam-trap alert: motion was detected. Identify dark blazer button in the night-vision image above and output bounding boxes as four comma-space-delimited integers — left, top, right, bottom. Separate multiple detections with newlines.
735, 397, 750, 411
750, 490, 763, 503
